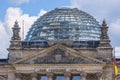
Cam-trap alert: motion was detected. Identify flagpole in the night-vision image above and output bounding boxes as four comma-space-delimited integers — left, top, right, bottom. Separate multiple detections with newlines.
114, 47, 116, 80
114, 48, 115, 80
113, 47, 118, 80
114, 48, 115, 59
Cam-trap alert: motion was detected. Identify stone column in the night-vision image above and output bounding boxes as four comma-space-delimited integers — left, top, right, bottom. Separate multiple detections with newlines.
64, 72, 71, 80
16, 73, 22, 80
97, 72, 103, 80
31, 73, 37, 80
80, 72, 87, 80
47, 73, 54, 80
7, 71, 15, 80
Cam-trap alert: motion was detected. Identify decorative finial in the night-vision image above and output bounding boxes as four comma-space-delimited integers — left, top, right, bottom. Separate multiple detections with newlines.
11, 20, 21, 40
14, 20, 19, 27
98, 19, 111, 47
102, 19, 107, 26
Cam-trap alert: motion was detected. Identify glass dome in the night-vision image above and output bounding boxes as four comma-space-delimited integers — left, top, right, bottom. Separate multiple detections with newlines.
25, 8, 101, 41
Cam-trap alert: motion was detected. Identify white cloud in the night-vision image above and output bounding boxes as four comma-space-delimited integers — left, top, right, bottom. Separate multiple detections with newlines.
0, 7, 47, 58
71, 0, 120, 21
10, 0, 29, 4
109, 19, 120, 46
38, 9, 47, 17
115, 47, 120, 58
0, 21, 9, 58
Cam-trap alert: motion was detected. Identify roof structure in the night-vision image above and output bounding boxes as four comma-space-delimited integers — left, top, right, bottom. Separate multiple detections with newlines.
26, 8, 101, 42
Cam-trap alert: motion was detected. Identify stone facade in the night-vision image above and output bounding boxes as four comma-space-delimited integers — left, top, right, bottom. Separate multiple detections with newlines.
0, 17, 116, 80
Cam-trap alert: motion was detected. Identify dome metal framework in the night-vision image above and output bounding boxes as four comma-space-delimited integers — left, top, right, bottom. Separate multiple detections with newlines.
25, 8, 101, 42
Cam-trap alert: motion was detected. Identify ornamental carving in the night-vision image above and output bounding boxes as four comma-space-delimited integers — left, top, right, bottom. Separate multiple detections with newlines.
11, 21, 21, 40
22, 48, 98, 64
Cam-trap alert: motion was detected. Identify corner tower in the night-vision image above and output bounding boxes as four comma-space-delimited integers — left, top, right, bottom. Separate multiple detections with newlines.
97, 20, 112, 62
8, 21, 22, 63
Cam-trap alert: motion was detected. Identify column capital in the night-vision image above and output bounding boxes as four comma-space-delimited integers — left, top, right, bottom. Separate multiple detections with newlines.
47, 72, 54, 80
47, 72, 54, 77
64, 72, 71, 77
80, 72, 87, 80
80, 72, 87, 77
64, 72, 71, 80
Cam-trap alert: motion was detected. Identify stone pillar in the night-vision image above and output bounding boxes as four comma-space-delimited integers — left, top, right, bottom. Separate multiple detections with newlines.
105, 71, 113, 80
97, 72, 103, 80
31, 73, 37, 80
47, 73, 54, 80
7, 71, 15, 80
80, 72, 87, 80
64, 72, 71, 80
16, 73, 22, 80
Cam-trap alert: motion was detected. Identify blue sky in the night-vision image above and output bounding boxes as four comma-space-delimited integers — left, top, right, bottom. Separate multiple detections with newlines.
0, 0, 120, 58
0, 0, 70, 20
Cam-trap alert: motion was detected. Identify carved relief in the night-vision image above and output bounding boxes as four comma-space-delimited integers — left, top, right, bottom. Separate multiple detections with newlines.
22, 48, 98, 64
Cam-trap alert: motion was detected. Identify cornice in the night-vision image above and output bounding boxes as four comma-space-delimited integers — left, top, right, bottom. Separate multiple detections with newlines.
13, 44, 106, 64
13, 64, 106, 67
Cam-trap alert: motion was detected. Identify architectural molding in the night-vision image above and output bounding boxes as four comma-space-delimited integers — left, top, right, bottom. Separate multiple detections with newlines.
13, 44, 106, 64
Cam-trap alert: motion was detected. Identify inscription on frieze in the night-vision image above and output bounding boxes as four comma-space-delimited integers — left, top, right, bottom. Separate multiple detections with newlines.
49, 69, 66, 72
35, 69, 46, 72
35, 68, 82, 72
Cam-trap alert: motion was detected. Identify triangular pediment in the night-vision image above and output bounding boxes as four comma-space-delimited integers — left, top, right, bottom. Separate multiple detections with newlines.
14, 44, 105, 64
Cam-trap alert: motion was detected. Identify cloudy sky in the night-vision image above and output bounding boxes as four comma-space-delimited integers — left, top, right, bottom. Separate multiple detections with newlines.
0, 0, 120, 58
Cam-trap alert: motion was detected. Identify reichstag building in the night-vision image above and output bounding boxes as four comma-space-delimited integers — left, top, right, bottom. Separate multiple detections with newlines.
0, 7, 116, 80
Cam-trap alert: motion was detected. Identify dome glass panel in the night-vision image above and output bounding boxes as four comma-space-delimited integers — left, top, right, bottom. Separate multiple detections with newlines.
25, 8, 101, 41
